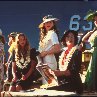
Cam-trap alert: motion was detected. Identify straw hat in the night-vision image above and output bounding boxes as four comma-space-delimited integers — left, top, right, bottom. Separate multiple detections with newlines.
85, 10, 97, 21
8, 32, 17, 38
38, 15, 59, 28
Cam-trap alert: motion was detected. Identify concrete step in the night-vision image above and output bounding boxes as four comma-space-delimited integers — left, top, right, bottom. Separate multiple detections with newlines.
1, 89, 77, 97
1, 89, 97, 97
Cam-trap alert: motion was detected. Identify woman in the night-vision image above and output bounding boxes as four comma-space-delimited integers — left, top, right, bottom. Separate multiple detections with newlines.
0, 29, 5, 92
38, 15, 61, 84
5, 32, 17, 83
9, 33, 41, 91
49, 30, 83, 94
82, 11, 97, 92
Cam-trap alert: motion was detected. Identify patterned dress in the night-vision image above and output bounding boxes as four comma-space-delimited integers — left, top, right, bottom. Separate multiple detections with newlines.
0, 42, 5, 91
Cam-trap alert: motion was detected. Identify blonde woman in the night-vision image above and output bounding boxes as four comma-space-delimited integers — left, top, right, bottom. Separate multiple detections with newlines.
38, 15, 61, 84
9, 33, 41, 91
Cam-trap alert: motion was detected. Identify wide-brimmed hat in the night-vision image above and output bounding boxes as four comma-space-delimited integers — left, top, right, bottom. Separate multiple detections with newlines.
85, 10, 97, 21
8, 32, 17, 38
38, 15, 59, 28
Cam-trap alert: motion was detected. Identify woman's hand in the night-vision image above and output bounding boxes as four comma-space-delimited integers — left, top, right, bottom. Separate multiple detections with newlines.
94, 21, 97, 27
64, 70, 71, 76
21, 75, 26, 80
40, 51, 47, 57
5, 63, 8, 71
12, 76, 17, 82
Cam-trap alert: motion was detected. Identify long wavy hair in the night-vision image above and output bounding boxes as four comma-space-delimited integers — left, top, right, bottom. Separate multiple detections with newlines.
39, 21, 60, 43
15, 33, 30, 61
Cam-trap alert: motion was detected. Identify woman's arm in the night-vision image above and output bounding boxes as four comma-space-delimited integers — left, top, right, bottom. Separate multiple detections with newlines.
82, 26, 97, 42
82, 31, 93, 42
22, 60, 36, 80
46, 44, 61, 54
40, 44, 61, 57
11, 49, 17, 82
5, 53, 12, 70
12, 62, 17, 82
53, 70, 70, 77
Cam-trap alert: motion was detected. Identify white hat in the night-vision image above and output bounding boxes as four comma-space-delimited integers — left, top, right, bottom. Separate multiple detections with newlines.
0, 29, 2, 35
38, 15, 59, 28
42, 15, 59, 24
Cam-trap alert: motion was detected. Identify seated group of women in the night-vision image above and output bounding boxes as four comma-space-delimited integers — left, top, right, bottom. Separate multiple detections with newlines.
5, 30, 83, 95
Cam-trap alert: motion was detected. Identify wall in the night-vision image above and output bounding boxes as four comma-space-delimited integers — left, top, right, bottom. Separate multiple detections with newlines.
0, 1, 96, 57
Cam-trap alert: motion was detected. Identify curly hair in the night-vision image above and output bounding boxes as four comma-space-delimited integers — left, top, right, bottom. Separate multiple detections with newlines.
61, 30, 78, 46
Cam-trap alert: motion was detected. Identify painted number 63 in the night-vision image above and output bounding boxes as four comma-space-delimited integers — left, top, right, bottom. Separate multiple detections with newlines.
69, 15, 93, 31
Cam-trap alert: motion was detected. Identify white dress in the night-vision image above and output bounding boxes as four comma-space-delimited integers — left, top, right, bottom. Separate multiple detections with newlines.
39, 30, 59, 84
39, 30, 59, 70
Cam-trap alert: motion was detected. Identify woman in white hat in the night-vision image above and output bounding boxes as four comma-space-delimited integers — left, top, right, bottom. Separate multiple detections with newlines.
38, 15, 61, 84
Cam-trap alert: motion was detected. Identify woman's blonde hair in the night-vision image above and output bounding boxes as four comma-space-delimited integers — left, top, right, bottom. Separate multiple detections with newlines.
15, 33, 30, 60
39, 21, 60, 42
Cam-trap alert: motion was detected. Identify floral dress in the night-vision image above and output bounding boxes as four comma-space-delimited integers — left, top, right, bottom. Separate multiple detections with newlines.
0, 42, 5, 91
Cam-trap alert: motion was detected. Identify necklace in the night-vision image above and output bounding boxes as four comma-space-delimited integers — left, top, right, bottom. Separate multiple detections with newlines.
16, 52, 31, 69
59, 45, 78, 71
39, 30, 54, 52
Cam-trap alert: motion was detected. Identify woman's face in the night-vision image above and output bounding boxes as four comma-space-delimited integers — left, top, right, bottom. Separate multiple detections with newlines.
18, 36, 26, 48
44, 21, 54, 31
94, 16, 97, 22
65, 32, 75, 46
94, 16, 97, 27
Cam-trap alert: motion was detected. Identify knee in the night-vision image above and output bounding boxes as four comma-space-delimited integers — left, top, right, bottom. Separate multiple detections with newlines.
16, 85, 22, 91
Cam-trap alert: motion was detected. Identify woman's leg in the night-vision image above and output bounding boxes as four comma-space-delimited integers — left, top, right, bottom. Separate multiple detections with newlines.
16, 84, 22, 91
5, 62, 13, 82
9, 85, 16, 91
